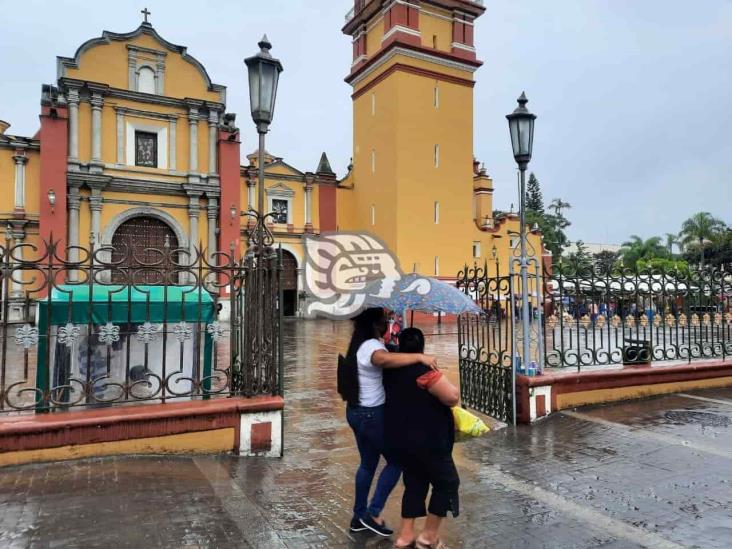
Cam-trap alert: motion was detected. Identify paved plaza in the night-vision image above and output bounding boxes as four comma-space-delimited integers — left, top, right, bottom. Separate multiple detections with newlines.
1, 319, 731, 548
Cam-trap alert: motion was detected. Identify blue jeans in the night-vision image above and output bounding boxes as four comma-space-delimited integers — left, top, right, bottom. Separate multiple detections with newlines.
346, 404, 402, 519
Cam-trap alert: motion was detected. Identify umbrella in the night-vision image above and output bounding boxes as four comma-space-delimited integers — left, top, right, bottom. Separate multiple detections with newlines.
362, 273, 481, 315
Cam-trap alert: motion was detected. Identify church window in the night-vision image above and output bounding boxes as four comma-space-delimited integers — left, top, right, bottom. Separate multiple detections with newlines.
434, 144, 440, 168
434, 85, 440, 109
371, 204, 376, 226
434, 256, 440, 276
432, 34, 438, 49
371, 93, 376, 116
473, 241, 481, 258
137, 66, 156, 94
135, 131, 158, 168
371, 149, 376, 173
434, 201, 440, 224
272, 199, 289, 224
510, 236, 519, 250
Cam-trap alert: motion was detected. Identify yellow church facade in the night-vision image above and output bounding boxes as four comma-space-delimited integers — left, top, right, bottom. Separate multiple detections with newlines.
0, 1, 541, 318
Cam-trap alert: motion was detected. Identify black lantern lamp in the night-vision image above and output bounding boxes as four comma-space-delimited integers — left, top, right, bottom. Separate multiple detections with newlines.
506, 92, 536, 169
244, 35, 283, 134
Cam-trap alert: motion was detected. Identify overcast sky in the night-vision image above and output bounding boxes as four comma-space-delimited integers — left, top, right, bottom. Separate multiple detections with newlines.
1, 0, 730, 244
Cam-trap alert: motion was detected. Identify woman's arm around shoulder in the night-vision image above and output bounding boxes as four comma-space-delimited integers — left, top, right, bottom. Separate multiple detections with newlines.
371, 349, 438, 370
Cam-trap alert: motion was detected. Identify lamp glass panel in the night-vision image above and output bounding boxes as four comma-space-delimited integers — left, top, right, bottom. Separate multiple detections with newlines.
248, 65, 260, 115
509, 118, 520, 158
260, 63, 276, 118
518, 117, 532, 157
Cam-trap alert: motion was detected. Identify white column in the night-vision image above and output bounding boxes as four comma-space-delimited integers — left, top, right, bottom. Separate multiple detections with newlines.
11, 230, 24, 299
169, 117, 177, 171
247, 180, 255, 211
207, 197, 218, 262
12, 153, 28, 210
188, 194, 201, 266
67, 87, 80, 162
188, 107, 199, 173
68, 189, 81, 282
156, 54, 166, 95
89, 189, 103, 244
90, 93, 104, 163
304, 179, 313, 232
208, 110, 218, 174
116, 110, 125, 164
128, 51, 137, 90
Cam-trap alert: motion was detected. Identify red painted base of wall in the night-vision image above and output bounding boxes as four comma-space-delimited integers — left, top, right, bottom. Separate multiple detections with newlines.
0, 396, 284, 454
516, 360, 732, 424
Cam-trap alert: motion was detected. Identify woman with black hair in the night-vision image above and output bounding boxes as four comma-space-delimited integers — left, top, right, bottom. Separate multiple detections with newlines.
384, 327, 460, 549
339, 308, 438, 538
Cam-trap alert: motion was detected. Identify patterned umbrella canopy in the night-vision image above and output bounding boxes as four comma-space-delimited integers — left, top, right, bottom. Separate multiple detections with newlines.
363, 273, 480, 315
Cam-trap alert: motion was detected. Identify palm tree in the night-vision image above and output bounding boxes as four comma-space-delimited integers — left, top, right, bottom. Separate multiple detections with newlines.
619, 235, 669, 268
679, 212, 727, 267
664, 233, 680, 256
548, 198, 571, 218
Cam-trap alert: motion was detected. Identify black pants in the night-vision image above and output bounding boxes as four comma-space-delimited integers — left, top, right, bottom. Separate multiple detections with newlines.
398, 449, 460, 519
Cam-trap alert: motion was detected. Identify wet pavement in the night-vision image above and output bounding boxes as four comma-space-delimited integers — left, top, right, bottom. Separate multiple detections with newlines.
1, 319, 731, 548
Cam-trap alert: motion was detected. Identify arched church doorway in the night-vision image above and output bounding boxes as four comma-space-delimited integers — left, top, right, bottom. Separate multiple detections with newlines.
279, 250, 298, 317
111, 216, 179, 284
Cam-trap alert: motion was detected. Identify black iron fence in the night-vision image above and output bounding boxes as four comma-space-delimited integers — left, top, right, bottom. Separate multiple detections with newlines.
543, 262, 732, 370
0, 235, 282, 414
458, 259, 732, 373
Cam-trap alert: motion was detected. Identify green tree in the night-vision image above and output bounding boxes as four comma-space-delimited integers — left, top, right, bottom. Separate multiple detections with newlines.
664, 233, 680, 256
565, 240, 593, 270
679, 212, 727, 267
636, 257, 690, 275
593, 250, 620, 274
619, 235, 669, 268
525, 172, 544, 214
548, 198, 571, 220
683, 228, 732, 268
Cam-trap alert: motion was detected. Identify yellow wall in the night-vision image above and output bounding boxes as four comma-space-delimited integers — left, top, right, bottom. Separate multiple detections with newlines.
64, 34, 219, 102
419, 8, 453, 52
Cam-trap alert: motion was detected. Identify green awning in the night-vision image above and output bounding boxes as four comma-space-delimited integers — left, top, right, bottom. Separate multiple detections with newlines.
39, 285, 215, 325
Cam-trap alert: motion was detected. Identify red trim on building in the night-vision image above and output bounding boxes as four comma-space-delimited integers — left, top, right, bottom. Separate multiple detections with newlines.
319, 184, 337, 232
346, 40, 482, 85
352, 62, 474, 100
218, 128, 242, 289
38, 105, 69, 254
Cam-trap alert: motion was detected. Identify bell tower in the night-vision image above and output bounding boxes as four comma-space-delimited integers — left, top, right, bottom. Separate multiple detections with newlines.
341, 0, 486, 276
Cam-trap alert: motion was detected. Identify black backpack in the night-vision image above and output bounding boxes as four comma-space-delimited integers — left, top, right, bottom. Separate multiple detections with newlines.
337, 353, 360, 406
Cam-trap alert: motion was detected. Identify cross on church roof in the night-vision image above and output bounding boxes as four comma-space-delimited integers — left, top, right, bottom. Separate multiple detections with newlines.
141, 7, 151, 23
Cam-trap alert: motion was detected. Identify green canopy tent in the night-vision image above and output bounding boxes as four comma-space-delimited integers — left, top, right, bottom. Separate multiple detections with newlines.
35, 285, 217, 411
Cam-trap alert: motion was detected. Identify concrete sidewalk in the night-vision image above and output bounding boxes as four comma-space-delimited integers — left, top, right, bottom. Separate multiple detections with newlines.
1, 320, 731, 548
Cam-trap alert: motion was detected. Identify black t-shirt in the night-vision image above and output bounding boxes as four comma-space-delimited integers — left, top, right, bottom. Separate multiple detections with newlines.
383, 364, 454, 454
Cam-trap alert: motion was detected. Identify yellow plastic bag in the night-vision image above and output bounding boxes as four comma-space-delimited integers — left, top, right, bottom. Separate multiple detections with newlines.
452, 406, 490, 441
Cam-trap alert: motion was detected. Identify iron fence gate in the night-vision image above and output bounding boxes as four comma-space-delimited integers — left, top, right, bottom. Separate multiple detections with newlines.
456, 261, 517, 424
0, 234, 282, 414
457, 256, 732, 424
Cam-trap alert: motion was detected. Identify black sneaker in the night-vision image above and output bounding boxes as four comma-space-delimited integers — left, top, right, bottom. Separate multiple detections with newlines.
359, 515, 393, 537
349, 517, 367, 532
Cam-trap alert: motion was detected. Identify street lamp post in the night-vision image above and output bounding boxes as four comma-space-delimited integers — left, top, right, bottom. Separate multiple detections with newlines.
245, 35, 283, 252
506, 92, 537, 375
243, 36, 284, 398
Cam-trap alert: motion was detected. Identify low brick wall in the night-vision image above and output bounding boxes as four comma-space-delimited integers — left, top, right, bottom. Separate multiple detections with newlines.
0, 396, 284, 467
516, 360, 732, 423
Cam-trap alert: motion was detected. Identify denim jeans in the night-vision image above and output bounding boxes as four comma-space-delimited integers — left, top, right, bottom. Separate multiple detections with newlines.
346, 404, 402, 519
